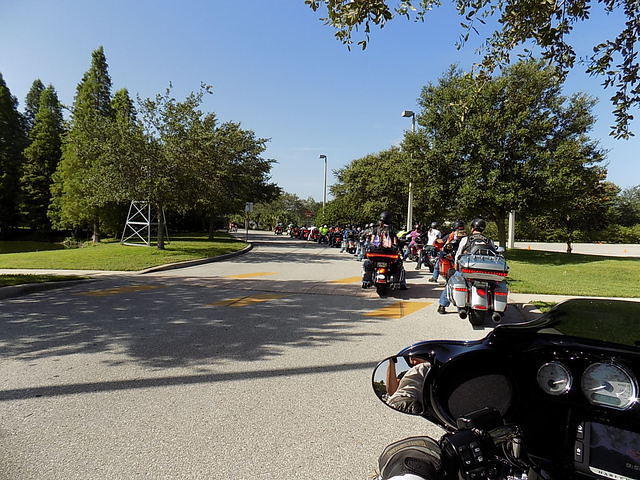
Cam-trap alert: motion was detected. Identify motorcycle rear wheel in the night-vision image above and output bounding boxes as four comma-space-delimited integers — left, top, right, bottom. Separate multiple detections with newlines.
468, 309, 486, 326
376, 284, 387, 297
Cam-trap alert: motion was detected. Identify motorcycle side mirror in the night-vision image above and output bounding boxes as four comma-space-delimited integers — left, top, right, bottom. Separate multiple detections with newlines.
372, 355, 430, 416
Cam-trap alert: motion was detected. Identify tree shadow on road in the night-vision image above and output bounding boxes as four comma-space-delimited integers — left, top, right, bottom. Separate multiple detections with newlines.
0, 360, 377, 401
0, 277, 400, 370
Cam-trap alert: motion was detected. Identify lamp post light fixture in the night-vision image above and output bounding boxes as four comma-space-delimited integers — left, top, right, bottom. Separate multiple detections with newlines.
319, 154, 328, 213
401, 110, 416, 231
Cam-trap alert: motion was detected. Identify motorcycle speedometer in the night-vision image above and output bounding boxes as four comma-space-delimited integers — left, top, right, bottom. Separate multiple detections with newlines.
581, 362, 637, 410
536, 361, 572, 396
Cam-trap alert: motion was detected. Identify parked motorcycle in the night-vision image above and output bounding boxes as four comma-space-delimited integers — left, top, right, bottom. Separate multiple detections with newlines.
347, 235, 357, 254
432, 243, 456, 281
274, 225, 283, 235
422, 244, 437, 273
407, 237, 424, 263
448, 249, 509, 326
372, 299, 640, 480
364, 248, 404, 297
332, 233, 343, 248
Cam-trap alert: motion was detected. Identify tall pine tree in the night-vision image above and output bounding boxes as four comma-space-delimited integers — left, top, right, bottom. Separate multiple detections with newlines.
21, 86, 64, 231
0, 73, 27, 235
111, 88, 136, 124
49, 46, 113, 242
24, 79, 45, 132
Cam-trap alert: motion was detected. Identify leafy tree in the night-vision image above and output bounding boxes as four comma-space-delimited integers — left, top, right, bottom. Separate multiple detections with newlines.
111, 88, 136, 124
0, 73, 27, 234
24, 79, 45, 132
20, 86, 64, 231
49, 46, 113, 242
253, 192, 325, 228
403, 60, 606, 246
105, 86, 213, 249
532, 157, 614, 253
198, 121, 279, 237
306, 0, 640, 138
330, 147, 410, 227
611, 185, 640, 227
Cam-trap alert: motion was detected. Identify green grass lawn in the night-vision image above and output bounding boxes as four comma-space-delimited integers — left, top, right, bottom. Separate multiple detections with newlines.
0, 233, 246, 271
507, 249, 640, 298
0, 274, 85, 287
531, 301, 558, 313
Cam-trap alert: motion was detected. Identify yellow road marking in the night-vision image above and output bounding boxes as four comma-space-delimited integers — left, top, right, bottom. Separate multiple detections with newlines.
329, 276, 362, 284
79, 285, 162, 296
364, 301, 433, 319
209, 293, 284, 307
223, 272, 277, 279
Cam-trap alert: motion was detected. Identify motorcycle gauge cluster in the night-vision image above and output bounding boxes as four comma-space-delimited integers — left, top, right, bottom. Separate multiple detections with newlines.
581, 362, 638, 410
536, 362, 572, 396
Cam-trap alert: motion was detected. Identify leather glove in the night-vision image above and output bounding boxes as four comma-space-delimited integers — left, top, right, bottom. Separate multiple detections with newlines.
378, 436, 441, 480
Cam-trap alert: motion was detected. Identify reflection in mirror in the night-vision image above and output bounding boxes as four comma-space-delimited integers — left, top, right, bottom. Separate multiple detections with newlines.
372, 356, 430, 416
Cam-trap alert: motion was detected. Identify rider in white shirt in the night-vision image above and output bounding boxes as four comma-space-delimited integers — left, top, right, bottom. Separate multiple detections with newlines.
426, 222, 441, 246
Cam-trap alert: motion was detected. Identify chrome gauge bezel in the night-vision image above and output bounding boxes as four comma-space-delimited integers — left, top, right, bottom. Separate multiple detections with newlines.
536, 361, 573, 396
581, 362, 638, 411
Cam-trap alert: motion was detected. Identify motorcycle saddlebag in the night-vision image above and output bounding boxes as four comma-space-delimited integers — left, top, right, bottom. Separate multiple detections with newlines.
459, 254, 509, 282
493, 282, 508, 313
448, 275, 468, 307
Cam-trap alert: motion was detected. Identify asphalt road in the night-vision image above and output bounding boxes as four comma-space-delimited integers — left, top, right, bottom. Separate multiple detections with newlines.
0, 232, 525, 480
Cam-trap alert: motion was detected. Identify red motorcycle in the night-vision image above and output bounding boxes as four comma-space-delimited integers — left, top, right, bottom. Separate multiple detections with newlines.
432, 240, 455, 280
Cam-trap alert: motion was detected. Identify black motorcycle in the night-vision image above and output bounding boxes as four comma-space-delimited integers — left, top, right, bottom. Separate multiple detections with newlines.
372, 299, 640, 480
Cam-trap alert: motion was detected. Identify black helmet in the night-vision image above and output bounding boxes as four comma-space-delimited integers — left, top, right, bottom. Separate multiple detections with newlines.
379, 211, 392, 224
471, 218, 487, 232
453, 220, 465, 230
430, 222, 438, 229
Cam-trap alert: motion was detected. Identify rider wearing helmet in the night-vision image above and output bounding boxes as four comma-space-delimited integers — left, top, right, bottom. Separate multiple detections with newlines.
453, 218, 495, 264
437, 218, 498, 314
427, 222, 441, 246
362, 211, 408, 290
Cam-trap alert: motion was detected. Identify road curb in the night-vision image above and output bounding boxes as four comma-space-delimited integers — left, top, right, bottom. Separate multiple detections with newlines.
0, 278, 96, 301
139, 242, 253, 274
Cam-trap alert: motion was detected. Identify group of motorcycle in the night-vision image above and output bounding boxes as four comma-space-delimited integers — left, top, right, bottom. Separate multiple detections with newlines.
399, 224, 509, 327
367, 226, 635, 479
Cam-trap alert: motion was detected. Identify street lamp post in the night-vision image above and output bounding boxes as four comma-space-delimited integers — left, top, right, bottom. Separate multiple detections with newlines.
401, 110, 416, 231
319, 154, 327, 214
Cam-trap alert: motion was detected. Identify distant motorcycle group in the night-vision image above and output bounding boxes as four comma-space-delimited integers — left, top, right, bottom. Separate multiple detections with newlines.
282, 213, 509, 326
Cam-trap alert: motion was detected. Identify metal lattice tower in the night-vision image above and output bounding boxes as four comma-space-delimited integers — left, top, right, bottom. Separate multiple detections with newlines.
121, 201, 169, 246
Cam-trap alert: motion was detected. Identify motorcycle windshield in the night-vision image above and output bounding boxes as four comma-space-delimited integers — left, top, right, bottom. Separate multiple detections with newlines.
502, 299, 640, 349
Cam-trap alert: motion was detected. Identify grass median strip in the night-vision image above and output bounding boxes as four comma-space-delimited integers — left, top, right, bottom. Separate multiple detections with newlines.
364, 301, 433, 319
0, 274, 85, 288
507, 249, 640, 298
0, 233, 246, 271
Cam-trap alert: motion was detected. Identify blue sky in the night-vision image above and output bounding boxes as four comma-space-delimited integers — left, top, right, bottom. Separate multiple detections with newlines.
1, 0, 638, 201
